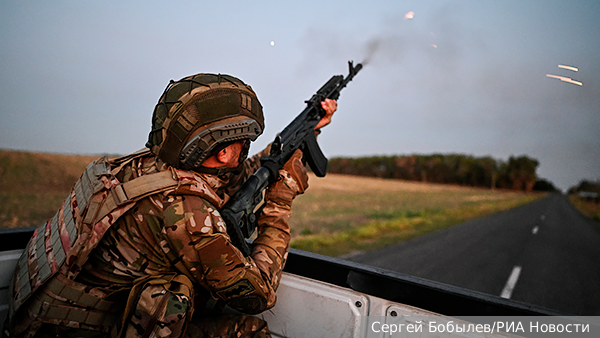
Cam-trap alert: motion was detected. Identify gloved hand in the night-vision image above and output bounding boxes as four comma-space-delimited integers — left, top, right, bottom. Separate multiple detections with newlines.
265, 149, 308, 206
252, 149, 307, 293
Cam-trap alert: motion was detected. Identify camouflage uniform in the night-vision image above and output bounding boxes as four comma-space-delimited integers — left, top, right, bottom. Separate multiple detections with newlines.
5, 72, 312, 338
5, 146, 307, 338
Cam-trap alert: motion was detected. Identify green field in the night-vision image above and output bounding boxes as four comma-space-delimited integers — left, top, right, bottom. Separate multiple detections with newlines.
1, 149, 544, 257
289, 174, 543, 256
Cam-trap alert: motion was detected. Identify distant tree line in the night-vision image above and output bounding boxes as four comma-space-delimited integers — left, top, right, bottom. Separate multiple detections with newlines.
328, 154, 558, 192
568, 180, 600, 202
568, 180, 600, 194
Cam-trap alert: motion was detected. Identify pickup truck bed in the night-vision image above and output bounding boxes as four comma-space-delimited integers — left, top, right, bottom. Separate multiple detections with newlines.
0, 227, 556, 337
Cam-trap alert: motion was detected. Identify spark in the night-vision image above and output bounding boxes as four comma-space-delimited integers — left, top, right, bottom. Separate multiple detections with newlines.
405, 11, 414, 19
270, 41, 275, 47
558, 64, 578, 72
546, 74, 583, 86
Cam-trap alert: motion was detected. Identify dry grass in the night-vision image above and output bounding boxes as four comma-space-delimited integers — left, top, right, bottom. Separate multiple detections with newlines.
0, 150, 545, 257
568, 195, 600, 223
0, 150, 99, 228
289, 173, 544, 256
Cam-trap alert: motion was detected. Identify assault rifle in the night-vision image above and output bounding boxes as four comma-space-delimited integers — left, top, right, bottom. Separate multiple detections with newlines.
221, 61, 363, 256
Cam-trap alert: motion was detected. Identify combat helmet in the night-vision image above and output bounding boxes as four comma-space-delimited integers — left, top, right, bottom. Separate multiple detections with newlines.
146, 73, 264, 173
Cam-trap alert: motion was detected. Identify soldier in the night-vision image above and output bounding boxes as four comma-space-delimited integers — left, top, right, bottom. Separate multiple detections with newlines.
4, 73, 336, 337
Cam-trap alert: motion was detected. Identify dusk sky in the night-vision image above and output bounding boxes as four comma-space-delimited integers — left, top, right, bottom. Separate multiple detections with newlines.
1, 1, 599, 191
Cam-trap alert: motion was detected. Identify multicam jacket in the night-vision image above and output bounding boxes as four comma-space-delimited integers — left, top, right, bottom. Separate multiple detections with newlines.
6, 147, 293, 337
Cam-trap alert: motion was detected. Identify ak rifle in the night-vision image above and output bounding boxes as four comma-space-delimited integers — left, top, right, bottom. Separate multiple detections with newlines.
221, 61, 363, 256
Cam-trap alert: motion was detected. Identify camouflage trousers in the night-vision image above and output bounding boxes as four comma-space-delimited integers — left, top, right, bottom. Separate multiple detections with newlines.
29, 315, 270, 338
21, 274, 270, 338
118, 274, 271, 338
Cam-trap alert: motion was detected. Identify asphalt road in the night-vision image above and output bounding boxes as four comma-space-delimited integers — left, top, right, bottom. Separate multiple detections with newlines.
346, 193, 600, 315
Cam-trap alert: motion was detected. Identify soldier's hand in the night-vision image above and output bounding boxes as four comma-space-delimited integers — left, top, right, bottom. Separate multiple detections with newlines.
315, 99, 337, 130
266, 149, 308, 206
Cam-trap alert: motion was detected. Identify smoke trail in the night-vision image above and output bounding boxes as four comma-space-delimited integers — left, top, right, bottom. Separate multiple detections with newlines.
361, 38, 381, 66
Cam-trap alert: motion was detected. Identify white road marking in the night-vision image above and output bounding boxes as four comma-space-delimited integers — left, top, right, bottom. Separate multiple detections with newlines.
532, 226, 539, 235
500, 266, 522, 299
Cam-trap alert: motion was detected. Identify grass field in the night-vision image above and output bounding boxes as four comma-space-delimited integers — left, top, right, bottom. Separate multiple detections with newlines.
289, 173, 544, 256
568, 195, 600, 223
0, 150, 98, 228
1, 149, 545, 257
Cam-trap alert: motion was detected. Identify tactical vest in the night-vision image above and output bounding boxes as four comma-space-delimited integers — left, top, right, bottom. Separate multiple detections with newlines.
7, 149, 223, 335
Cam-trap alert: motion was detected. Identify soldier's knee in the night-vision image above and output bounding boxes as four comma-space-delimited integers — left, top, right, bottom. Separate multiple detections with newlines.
120, 275, 194, 338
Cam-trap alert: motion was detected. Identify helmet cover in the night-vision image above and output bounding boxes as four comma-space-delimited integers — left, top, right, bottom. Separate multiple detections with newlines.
146, 73, 264, 171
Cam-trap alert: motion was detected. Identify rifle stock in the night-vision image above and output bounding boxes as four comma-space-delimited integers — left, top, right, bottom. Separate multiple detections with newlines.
221, 61, 363, 256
